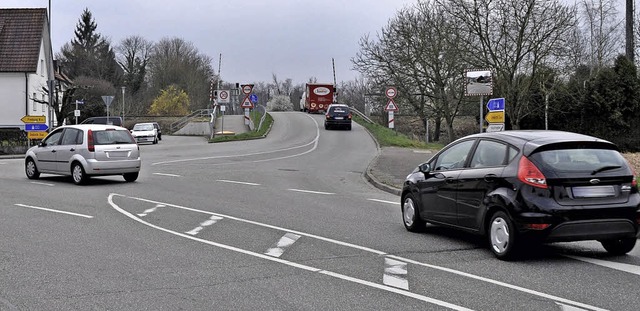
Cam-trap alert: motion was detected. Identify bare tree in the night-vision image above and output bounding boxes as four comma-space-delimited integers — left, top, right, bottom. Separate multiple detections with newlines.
117, 35, 152, 95
580, 0, 624, 73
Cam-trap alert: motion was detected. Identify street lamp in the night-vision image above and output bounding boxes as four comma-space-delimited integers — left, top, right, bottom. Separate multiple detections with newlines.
121, 86, 126, 125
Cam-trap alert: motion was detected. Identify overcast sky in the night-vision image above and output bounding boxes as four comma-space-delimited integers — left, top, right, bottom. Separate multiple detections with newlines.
2, 0, 416, 85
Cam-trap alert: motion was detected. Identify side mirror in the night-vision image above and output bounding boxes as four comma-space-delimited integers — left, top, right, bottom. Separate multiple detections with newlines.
418, 163, 431, 173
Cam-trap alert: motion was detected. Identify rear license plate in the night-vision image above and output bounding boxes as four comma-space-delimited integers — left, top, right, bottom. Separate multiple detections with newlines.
572, 186, 616, 198
107, 151, 129, 158
335, 117, 343, 120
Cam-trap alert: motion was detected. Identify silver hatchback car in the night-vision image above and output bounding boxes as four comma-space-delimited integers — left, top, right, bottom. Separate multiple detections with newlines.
25, 124, 141, 185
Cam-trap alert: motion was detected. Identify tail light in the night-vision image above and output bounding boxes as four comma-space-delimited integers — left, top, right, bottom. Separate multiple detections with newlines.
623, 158, 637, 188
348, 113, 352, 120
636, 212, 640, 225
524, 223, 551, 230
518, 156, 547, 188
87, 129, 95, 152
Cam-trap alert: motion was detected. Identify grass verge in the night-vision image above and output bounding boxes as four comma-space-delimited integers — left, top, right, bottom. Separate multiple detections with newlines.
353, 115, 443, 150
209, 112, 273, 143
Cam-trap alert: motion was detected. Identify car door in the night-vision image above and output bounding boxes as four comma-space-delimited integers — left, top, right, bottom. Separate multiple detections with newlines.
32, 128, 64, 172
55, 128, 83, 173
456, 140, 510, 230
417, 139, 475, 225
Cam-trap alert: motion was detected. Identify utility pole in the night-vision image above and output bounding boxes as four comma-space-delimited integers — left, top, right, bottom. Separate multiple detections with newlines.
626, 0, 634, 62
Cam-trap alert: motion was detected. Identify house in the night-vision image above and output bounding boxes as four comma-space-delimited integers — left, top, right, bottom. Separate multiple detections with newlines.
0, 8, 55, 130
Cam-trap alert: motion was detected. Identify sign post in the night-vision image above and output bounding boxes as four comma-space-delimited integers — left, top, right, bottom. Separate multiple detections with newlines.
21, 116, 49, 140
485, 97, 505, 132
75, 100, 84, 124
384, 87, 398, 129
101, 96, 114, 124
240, 84, 255, 126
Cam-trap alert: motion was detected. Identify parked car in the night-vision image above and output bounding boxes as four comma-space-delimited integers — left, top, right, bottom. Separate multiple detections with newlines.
401, 130, 639, 260
324, 104, 352, 130
24, 124, 141, 185
80, 116, 123, 126
130, 122, 158, 144
151, 122, 162, 140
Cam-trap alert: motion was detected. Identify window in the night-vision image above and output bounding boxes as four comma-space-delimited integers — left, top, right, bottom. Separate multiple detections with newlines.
433, 140, 475, 171
470, 140, 508, 168
61, 128, 82, 145
40, 60, 44, 76
42, 129, 63, 146
41, 94, 46, 112
32, 93, 37, 111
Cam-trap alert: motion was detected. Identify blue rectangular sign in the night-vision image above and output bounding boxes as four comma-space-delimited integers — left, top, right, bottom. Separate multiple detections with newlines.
487, 98, 505, 111
25, 124, 49, 132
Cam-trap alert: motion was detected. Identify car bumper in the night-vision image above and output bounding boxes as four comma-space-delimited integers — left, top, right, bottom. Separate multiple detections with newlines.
515, 212, 639, 242
326, 119, 352, 126
84, 158, 141, 175
134, 136, 155, 143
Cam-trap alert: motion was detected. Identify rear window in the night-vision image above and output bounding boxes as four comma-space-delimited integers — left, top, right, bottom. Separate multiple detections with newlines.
531, 148, 627, 172
93, 129, 136, 145
329, 106, 350, 114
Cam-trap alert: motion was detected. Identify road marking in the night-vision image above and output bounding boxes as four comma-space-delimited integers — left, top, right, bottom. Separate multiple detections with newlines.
109, 193, 606, 311
556, 302, 589, 311
368, 198, 400, 205
13, 204, 93, 219
153, 173, 181, 177
217, 179, 261, 186
383, 258, 409, 290
30, 181, 55, 187
265, 233, 301, 257
186, 215, 223, 235
287, 189, 335, 195
564, 255, 640, 276
151, 114, 320, 166
108, 194, 473, 311
138, 204, 164, 217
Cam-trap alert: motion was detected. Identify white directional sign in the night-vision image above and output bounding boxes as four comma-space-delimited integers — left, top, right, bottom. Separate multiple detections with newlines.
217, 90, 230, 104
486, 123, 505, 132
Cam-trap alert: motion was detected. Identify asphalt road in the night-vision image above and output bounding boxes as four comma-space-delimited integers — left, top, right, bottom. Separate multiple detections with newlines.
1, 111, 639, 310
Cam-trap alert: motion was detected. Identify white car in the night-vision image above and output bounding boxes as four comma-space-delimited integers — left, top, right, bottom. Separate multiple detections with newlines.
24, 124, 141, 185
130, 122, 159, 144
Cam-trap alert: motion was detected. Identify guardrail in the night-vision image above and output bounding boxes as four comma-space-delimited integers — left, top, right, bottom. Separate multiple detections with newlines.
350, 107, 374, 123
170, 109, 215, 133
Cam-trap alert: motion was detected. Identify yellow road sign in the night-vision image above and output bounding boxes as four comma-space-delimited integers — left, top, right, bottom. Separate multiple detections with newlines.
27, 131, 47, 140
485, 111, 505, 123
21, 115, 46, 123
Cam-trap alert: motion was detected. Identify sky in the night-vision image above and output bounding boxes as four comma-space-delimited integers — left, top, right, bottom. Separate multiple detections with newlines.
2, 0, 416, 86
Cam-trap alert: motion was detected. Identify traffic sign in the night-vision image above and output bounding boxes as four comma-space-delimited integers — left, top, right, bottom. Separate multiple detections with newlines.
486, 98, 505, 111
385, 87, 397, 99
28, 131, 47, 139
75, 100, 85, 105
485, 111, 505, 123
486, 123, 505, 132
102, 95, 114, 107
249, 94, 258, 103
217, 90, 230, 104
25, 124, 49, 132
384, 99, 399, 112
242, 84, 253, 94
21, 115, 46, 123
241, 96, 254, 108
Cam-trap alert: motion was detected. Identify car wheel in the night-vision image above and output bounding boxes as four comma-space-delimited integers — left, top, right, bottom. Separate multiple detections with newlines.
347, 124, 352, 131
324, 123, 329, 130
402, 193, 425, 232
600, 238, 636, 255
153, 136, 158, 144
25, 158, 40, 179
123, 172, 139, 182
488, 211, 519, 260
71, 162, 88, 185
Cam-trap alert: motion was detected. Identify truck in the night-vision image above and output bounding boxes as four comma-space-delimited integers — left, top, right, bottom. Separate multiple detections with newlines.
302, 83, 336, 113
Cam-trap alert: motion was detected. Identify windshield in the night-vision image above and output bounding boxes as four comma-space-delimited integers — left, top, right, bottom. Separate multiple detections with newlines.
133, 124, 154, 131
531, 148, 627, 173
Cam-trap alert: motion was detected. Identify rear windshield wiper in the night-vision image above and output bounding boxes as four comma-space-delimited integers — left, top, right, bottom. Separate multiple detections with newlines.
591, 165, 622, 175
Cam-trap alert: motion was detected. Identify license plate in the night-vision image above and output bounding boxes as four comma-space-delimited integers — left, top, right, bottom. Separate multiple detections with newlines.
107, 151, 129, 158
335, 117, 343, 120
572, 186, 615, 198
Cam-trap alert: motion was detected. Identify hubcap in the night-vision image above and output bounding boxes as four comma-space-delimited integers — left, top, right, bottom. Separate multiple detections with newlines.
73, 165, 82, 183
490, 217, 510, 254
26, 161, 35, 176
403, 198, 415, 226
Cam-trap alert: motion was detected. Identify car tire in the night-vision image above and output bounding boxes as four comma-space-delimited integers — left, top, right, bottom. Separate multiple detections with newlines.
123, 172, 139, 182
153, 136, 158, 144
488, 211, 519, 260
347, 124, 352, 131
25, 158, 40, 179
71, 162, 89, 185
402, 193, 426, 232
324, 123, 329, 130
600, 237, 636, 255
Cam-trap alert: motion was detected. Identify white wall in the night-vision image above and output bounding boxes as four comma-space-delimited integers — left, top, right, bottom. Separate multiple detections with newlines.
0, 73, 28, 129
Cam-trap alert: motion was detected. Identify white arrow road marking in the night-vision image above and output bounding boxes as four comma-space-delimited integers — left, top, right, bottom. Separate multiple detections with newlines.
186, 215, 223, 235
564, 255, 640, 276
108, 194, 473, 311
30, 181, 55, 187
153, 173, 181, 177
383, 258, 409, 290
217, 180, 261, 186
109, 194, 607, 311
287, 189, 335, 195
368, 199, 400, 205
138, 204, 165, 217
265, 233, 301, 257
13, 204, 93, 219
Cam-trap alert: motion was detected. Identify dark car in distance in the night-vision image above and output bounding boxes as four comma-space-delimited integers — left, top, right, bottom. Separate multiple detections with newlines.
80, 116, 123, 126
401, 130, 639, 260
324, 104, 352, 130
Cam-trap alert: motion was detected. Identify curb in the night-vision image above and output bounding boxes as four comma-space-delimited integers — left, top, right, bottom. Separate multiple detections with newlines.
357, 119, 402, 196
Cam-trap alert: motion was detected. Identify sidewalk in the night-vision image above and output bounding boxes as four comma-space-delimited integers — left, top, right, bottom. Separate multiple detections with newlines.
364, 146, 435, 196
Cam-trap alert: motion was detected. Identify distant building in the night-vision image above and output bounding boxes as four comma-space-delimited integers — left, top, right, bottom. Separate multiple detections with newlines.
0, 8, 55, 129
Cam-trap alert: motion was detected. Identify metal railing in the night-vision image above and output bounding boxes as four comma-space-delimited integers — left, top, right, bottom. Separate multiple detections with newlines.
170, 109, 215, 133
350, 106, 374, 123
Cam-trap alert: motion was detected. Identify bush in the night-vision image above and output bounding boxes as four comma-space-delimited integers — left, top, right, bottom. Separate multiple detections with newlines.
267, 95, 293, 111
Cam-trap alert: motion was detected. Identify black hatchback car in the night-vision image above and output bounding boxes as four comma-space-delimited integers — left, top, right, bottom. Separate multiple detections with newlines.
324, 104, 352, 130
401, 130, 639, 260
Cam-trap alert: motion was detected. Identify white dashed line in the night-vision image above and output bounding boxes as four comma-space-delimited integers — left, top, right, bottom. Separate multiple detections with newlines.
30, 181, 55, 187
287, 189, 335, 195
217, 180, 261, 186
368, 199, 400, 205
13, 204, 93, 219
556, 302, 589, 311
186, 215, 223, 235
383, 258, 409, 290
138, 204, 164, 217
265, 233, 301, 257
153, 173, 181, 177
564, 255, 640, 276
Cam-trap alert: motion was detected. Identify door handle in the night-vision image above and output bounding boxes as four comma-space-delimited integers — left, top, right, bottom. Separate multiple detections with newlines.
69, 148, 75, 152
484, 174, 498, 182
51, 150, 56, 153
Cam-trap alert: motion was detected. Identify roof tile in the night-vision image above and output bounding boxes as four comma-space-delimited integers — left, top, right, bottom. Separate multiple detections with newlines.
0, 8, 47, 72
